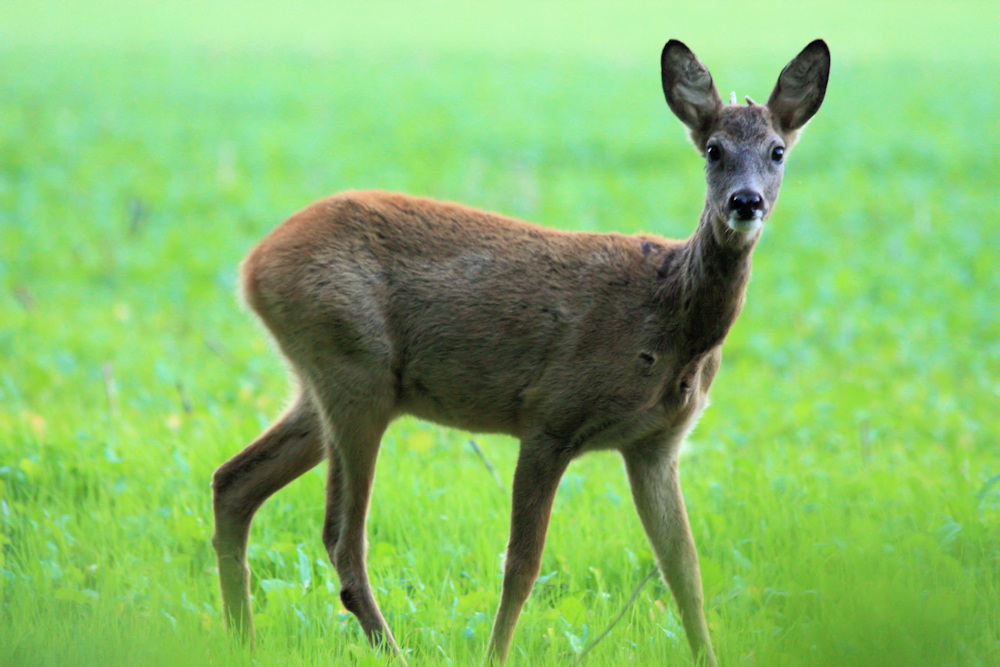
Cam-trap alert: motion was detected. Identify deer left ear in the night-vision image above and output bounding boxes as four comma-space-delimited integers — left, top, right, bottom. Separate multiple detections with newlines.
767, 39, 830, 133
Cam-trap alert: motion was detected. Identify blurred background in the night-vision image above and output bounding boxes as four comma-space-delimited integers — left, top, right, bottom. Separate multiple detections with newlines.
1, 1, 998, 665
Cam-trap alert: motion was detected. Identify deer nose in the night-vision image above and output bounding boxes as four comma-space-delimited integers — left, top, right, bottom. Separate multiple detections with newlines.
728, 191, 764, 220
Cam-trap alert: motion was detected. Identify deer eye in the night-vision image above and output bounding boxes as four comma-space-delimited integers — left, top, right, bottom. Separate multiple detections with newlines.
706, 145, 722, 162
771, 146, 784, 162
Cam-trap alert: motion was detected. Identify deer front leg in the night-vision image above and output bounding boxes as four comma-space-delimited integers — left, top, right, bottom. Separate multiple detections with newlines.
485, 441, 572, 666
623, 448, 718, 667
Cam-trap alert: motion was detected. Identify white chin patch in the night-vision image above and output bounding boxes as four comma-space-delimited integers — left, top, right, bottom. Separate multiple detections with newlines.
727, 211, 763, 233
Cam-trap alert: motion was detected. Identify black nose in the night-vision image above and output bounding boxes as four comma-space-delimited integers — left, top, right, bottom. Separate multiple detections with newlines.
729, 190, 764, 220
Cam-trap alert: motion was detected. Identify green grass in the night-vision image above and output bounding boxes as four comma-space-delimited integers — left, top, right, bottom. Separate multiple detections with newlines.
2, 1, 999, 665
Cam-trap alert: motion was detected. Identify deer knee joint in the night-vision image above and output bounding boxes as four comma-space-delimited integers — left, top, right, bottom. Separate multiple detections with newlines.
502, 556, 541, 596
340, 586, 364, 616
211, 464, 243, 513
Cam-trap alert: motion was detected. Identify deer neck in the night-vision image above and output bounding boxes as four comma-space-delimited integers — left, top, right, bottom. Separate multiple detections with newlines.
667, 204, 757, 356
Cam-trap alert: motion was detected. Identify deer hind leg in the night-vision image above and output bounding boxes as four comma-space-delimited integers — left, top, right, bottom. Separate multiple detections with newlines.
306, 369, 402, 658
321, 451, 344, 567
212, 393, 325, 645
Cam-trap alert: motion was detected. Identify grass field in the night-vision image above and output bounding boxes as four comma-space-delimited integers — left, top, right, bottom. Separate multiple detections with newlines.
2, 1, 999, 665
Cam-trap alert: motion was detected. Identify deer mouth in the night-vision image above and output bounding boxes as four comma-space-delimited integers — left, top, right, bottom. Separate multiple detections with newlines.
726, 209, 764, 233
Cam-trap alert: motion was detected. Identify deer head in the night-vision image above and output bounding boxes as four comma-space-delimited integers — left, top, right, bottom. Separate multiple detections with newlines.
661, 39, 830, 237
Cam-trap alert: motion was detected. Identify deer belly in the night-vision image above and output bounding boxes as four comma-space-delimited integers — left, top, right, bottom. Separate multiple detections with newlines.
396, 369, 526, 436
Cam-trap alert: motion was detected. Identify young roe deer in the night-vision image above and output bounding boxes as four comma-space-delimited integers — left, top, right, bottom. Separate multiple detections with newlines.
211, 39, 829, 666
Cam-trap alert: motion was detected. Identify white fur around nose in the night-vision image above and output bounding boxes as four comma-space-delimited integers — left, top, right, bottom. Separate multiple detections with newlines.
726, 209, 763, 233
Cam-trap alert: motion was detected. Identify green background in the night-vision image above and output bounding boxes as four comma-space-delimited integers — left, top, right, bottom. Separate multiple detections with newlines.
2, 1, 998, 665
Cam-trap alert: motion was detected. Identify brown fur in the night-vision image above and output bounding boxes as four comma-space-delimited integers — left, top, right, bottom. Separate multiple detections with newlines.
212, 39, 829, 666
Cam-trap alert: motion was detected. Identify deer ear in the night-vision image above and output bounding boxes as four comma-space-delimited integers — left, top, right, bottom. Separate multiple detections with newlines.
661, 40, 722, 137
767, 39, 830, 132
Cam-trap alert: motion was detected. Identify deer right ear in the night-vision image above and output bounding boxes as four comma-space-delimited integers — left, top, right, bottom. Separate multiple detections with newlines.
767, 39, 830, 134
661, 40, 722, 144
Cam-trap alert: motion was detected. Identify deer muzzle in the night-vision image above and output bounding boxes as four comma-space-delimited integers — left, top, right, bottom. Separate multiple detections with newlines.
726, 190, 765, 232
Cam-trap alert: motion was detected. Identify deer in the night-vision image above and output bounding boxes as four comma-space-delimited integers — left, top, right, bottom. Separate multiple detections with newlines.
211, 38, 829, 666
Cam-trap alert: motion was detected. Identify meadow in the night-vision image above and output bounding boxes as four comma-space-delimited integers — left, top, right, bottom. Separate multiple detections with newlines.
1, 1, 998, 665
